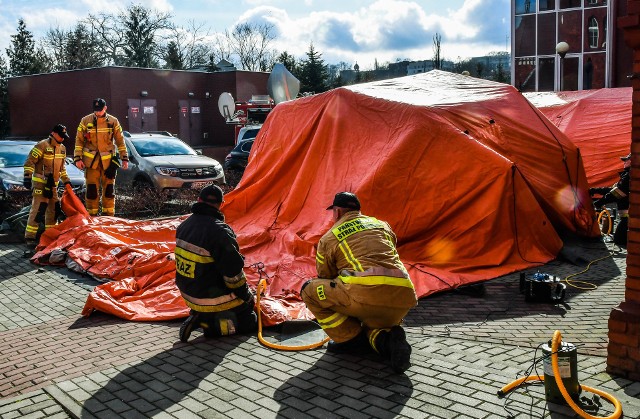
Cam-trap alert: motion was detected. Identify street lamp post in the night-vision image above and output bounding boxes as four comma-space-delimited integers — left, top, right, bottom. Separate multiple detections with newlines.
556, 41, 570, 91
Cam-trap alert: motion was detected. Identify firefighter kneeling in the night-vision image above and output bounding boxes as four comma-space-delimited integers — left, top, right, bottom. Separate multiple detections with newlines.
23, 124, 73, 253
175, 185, 257, 342
301, 192, 418, 374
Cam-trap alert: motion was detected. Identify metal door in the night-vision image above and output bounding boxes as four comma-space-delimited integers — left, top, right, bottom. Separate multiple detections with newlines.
127, 99, 158, 133
178, 99, 202, 145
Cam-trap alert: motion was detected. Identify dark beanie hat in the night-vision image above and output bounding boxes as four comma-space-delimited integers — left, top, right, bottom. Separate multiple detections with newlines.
93, 98, 107, 111
199, 184, 224, 205
52, 124, 70, 139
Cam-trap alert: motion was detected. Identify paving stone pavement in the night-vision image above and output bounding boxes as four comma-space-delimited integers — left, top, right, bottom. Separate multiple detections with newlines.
0, 237, 639, 418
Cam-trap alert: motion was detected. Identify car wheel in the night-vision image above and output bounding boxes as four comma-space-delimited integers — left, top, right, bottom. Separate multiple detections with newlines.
133, 178, 154, 192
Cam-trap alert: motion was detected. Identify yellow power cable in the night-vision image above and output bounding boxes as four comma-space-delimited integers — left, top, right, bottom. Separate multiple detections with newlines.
563, 253, 613, 290
256, 278, 330, 351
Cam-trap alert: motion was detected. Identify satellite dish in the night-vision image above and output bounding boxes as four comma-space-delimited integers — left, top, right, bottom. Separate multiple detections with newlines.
218, 92, 236, 120
268, 63, 300, 105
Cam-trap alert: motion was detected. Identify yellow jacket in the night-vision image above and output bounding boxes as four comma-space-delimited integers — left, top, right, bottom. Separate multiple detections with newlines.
74, 113, 128, 169
23, 136, 70, 191
315, 211, 417, 308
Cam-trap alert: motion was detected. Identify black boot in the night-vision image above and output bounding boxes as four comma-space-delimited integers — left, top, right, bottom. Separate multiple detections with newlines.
375, 326, 412, 374
179, 312, 200, 342
327, 331, 371, 354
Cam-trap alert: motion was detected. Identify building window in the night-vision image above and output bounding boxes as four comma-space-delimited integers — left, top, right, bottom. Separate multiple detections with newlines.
602, 17, 607, 48
588, 16, 598, 48
588, 0, 598, 4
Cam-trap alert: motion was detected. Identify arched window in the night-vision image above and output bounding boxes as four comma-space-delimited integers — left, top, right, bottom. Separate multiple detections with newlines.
588, 16, 598, 48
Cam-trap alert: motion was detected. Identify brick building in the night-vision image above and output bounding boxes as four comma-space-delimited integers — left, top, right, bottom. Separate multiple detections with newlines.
512, 0, 633, 91
7, 66, 270, 152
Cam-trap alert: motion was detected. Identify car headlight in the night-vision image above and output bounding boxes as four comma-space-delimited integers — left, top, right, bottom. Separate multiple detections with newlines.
155, 167, 180, 177
2, 178, 28, 192
201, 166, 219, 176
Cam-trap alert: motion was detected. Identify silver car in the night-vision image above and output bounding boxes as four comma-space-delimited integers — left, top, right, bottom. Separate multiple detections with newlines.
117, 132, 225, 193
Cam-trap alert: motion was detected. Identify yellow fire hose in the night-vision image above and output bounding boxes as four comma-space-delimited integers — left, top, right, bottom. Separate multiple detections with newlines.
597, 209, 613, 235
256, 278, 330, 351
498, 330, 622, 419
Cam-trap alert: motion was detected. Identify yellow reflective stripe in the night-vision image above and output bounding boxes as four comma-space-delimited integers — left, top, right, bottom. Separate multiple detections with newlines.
32, 176, 46, 183
114, 125, 122, 132
74, 146, 83, 150
26, 225, 39, 233
118, 146, 127, 152
54, 154, 66, 158
83, 151, 95, 158
43, 156, 54, 160
224, 272, 247, 289
318, 312, 349, 329
24, 167, 34, 173
101, 155, 112, 161
316, 252, 325, 265
45, 224, 55, 229
339, 274, 415, 289
175, 246, 214, 263
338, 241, 362, 271
183, 298, 244, 313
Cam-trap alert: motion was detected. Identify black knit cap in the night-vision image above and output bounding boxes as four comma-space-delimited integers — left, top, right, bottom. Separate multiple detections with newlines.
326, 192, 361, 211
93, 98, 106, 111
52, 124, 70, 140
199, 184, 224, 205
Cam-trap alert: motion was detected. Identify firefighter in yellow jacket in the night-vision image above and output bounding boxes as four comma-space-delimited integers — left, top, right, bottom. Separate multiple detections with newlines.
74, 98, 128, 216
301, 192, 418, 373
23, 124, 72, 249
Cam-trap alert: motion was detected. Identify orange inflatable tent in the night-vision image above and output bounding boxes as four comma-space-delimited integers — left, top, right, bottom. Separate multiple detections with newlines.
524, 88, 632, 188
34, 71, 598, 323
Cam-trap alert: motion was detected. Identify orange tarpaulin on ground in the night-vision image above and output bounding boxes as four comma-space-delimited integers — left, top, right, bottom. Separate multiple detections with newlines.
33, 71, 598, 323
524, 88, 632, 188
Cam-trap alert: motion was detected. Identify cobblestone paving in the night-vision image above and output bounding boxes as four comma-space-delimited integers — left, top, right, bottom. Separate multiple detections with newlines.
0, 239, 639, 418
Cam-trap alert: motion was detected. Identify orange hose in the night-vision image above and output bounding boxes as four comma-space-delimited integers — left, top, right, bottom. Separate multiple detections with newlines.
597, 209, 612, 235
498, 331, 623, 419
256, 278, 330, 351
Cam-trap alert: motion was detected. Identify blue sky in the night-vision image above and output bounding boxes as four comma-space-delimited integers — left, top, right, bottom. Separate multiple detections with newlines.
0, 0, 510, 69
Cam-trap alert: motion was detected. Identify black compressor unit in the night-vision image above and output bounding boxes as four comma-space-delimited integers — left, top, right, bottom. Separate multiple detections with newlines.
519, 271, 566, 303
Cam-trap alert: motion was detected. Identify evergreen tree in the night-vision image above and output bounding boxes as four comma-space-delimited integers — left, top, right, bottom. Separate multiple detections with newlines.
276, 51, 298, 75
121, 5, 171, 68
6, 19, 49, 76
164, 41, 184, 70
299, 43, 329, 94
65, 23, 103, 70
0, 55, 10, 137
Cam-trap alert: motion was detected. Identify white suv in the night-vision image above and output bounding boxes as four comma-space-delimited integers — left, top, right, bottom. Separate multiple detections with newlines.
117, 132, 225, 193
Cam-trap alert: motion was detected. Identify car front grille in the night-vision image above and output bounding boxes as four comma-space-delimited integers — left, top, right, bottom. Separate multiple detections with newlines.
178, 167, 218, 179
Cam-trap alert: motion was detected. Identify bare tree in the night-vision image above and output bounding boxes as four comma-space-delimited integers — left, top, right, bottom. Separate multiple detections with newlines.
433, 33, 443, 70
224, 22, 277, 71
85, 12, 126, 65
43, 27, 67, 70
162, 21, 212, 70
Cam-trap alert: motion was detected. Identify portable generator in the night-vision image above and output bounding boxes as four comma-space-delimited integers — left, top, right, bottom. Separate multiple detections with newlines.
541, 340, 580, 403
519, 271, 566, 303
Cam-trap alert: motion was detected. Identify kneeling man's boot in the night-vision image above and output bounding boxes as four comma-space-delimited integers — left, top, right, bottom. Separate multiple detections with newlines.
373, 325, 412, 374
179, 311, 200, 343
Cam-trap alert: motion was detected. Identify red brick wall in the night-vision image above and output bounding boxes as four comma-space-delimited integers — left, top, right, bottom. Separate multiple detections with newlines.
608, 2, 640, 380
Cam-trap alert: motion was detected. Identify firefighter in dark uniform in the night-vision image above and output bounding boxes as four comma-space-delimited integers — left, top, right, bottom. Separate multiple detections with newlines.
23, 124, 72, 250
590, 153, 631, 246
175, 184, 257, 342
301, 192, 418, 373
74, 98, 128, 216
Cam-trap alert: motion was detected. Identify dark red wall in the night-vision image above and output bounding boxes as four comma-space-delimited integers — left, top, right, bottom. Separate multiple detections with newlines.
8, 66, 270, 148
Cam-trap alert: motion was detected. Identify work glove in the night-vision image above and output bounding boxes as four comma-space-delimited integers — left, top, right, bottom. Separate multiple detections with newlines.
23, 177, 32, 190
104, 155, 121, 179
43, 175, 54, 199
